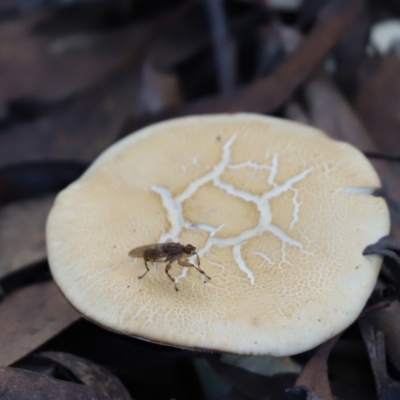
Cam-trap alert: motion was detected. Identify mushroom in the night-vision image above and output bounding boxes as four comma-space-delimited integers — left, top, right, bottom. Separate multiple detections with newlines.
46, 113, 389, 356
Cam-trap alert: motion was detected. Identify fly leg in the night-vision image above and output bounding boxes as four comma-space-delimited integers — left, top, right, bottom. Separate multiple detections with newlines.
194, 252, 211, 280
178, 260, 211, 282
165, 262, 179, 291
138, 259, 150, 279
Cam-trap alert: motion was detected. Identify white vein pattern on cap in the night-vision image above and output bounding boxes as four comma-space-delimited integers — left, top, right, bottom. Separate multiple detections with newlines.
152, 136, 313, 285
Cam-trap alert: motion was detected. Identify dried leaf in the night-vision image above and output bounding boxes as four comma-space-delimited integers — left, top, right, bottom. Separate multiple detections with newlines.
359, 320, 389, 392
0, 195, 53, 279
356, 52, 400, 154
37, 352, 132, 400
253, 23, 288, 80
145, 3, 209, 71
363, 236, 400, 254
0, 280, 79, 366
363, 236, 400, 265
359, 319, 400, 400
135, 4, 213, 114
304, 74, 376, 151
0, 366, 109, 400
0, 70, 139, 168
0, 10, 153, 104
284, 101, 309, 125
363, 301, 400, 378
331, 7, 371, 99
0, 161, 86, 205
294, 336, 339, 400
362, 236, 400, 284
138, 62, 182, 113
34, 320, 206, 399
327, 336, 381, 398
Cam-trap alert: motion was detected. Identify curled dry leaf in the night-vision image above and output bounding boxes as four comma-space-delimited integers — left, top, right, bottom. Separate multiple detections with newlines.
0, 366, 110, 400
37, 351, 132, 400
363, 236, 400, 265
293, 336, 339, 400
0, 195, 53, 279
363, 236, 400, 283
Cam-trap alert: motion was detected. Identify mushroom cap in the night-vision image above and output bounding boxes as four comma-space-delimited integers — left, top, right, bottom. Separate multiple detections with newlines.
46, 113, 389, 356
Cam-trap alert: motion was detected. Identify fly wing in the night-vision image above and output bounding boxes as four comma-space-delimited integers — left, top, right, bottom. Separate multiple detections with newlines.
128, 244, 164, 258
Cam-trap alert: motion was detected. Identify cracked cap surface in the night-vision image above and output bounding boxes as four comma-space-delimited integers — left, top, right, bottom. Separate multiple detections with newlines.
46, 113, 390, 356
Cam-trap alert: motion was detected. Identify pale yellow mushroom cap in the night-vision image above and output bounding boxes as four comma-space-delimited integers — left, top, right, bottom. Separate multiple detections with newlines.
46, 113, 389, 356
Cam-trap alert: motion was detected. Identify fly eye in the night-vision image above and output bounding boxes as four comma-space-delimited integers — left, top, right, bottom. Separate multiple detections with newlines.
185, 245, 195, 254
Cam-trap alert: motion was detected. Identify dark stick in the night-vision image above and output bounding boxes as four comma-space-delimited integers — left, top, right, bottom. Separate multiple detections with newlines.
204, 0, 236, 94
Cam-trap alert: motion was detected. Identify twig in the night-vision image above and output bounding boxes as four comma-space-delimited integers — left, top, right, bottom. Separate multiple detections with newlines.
364, 151, 400, 162
204, 0, 236, 93
294, 335, 339, 400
